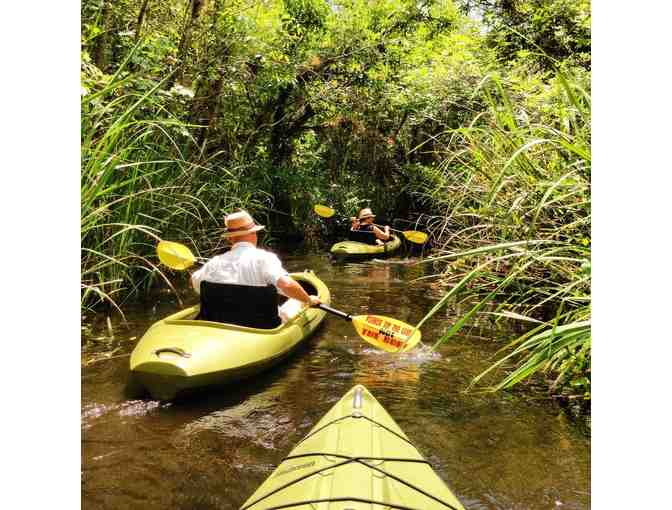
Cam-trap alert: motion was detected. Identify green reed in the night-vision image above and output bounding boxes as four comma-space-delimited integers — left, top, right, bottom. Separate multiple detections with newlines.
414, 68, 591, 399
81, 49, 237, 313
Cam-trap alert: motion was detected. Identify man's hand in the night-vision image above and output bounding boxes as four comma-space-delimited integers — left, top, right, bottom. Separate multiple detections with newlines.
308, 295, 321, 307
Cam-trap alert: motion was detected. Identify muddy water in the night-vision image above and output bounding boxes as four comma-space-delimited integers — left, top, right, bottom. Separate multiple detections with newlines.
81, 250, 590, 509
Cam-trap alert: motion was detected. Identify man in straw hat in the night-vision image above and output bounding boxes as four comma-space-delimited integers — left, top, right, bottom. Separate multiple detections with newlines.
191, 210, 320, 327
350, 207, 390, 244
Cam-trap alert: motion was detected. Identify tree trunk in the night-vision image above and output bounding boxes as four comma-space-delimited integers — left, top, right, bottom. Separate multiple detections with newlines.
190, 0, 225, 155
135, 0, 152, 41
167, 0, 204, 88
92, 0, 110, 70
193, 68, 226, 154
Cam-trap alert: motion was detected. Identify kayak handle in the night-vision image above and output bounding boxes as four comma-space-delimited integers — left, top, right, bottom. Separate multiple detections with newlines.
316, 304, 352, 321
153, 347, 192, 358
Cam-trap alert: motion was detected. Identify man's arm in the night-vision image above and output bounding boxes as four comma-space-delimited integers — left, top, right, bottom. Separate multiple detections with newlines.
276, 276, 321, 306
373, 225, 390, 241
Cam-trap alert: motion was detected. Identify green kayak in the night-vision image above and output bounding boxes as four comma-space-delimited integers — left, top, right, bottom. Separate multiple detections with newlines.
330, 234, 402, 261
129, 271, 330, 400
240, 384, 465, 510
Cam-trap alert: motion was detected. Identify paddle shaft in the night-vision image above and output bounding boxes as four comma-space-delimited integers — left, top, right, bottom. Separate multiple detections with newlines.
374, 224, 405, 235
364, 222, 410, 237
178, 257, 208, 270
354, 221, 426, 244
349, 221, 394, 243
317, 303, 352, 321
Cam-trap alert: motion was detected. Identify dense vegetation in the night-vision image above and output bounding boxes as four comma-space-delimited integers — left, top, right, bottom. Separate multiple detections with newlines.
82, 0, 590, 402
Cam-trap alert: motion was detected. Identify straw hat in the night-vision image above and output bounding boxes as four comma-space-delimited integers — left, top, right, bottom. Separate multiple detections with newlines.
358, 208, 376, 220
223, 210, 265, 237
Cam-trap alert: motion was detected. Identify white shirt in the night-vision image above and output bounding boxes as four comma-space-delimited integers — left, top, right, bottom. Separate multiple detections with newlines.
191, 242, 289, 294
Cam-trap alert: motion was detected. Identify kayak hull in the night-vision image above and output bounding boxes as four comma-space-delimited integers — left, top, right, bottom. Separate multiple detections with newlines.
240, 384, 465, 510
330, 235, 402, 261
129, 271, 330, 400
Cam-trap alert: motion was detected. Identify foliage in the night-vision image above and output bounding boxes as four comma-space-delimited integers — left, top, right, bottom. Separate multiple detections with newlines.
81, 0, 591, 402
413, 66, 590, 399
457, 0, 591, 70
80, 44, 263, 311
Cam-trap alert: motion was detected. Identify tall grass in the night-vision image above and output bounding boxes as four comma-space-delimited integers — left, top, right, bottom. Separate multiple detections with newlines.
81, 49, 254, 314
414, 68, 591, 400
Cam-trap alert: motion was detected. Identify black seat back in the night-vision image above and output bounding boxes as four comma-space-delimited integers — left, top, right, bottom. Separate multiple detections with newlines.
199, 281, 281, 329
348, 229, 378, 245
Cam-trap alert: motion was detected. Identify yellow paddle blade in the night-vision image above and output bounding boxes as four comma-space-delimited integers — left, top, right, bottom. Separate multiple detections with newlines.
314, 204, 336, 218
157, 241, 197, 270
402, 230, 428, 244
352, 315, 422, 353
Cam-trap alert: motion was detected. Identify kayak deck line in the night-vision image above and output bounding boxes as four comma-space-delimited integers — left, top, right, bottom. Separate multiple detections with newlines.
292, 412, 416, 451
283, 453, 431, 464
242, 453, 460, 510
245, 497, 423, 510
243, 417, 460, 510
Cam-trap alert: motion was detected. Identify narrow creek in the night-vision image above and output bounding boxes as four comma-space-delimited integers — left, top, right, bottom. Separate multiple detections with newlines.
82, 249, 590, 509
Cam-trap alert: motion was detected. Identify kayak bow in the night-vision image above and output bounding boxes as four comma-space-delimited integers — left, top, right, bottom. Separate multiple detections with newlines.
240, 384, 465, 510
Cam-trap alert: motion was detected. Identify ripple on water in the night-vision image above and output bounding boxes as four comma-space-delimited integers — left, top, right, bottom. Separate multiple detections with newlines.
175, 388, 297, 452
82, 399, 171, 430
82, 402, 113, 423
118, 399, 167, 416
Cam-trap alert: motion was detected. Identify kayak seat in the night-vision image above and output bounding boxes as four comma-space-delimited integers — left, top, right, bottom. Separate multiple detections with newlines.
348, 229, 379, 245
198, 281, 281, 329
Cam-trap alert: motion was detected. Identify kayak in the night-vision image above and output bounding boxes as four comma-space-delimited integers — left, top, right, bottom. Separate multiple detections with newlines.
129, 271, 330, 400
330, 234, 402, 261
240, 384, 465, 510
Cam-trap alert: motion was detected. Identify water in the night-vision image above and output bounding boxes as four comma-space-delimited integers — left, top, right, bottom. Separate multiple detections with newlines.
82, 251, 590, 509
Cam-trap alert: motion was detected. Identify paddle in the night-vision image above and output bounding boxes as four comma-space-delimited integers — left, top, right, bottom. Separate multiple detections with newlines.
156, 240, 422, 352
157, 240, 205, 270
317, 304, 421, 353
313, 204, 428, 244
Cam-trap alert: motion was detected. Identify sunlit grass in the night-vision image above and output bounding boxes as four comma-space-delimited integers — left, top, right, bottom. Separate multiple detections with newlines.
414, 68, 591, 399
82, 49, 233, 313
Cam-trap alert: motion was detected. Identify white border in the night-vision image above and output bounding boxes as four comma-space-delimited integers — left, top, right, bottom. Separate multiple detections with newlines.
4, 2, 80, 507
593, 0, 672, 507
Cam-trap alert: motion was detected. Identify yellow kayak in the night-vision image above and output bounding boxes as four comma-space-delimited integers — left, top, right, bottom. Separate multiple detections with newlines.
129, 271, 330, 400
240, 384, 466, 510
330, 234, 402, 260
